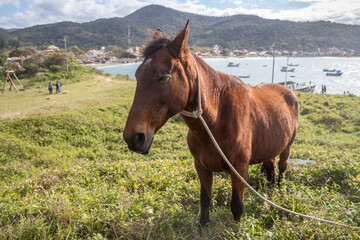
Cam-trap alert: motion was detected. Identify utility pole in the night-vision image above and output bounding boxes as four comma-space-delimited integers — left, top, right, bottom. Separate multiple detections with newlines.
284, 56, 289, 88
64, 36, 68, 71
128, 25, 131, 49
271, 31, 276, 83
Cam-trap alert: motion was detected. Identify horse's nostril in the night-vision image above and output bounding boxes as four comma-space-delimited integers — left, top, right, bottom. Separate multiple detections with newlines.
133, 132, 146, 147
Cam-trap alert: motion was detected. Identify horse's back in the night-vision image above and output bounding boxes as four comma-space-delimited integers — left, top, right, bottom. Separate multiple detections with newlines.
251, 83, 299, 120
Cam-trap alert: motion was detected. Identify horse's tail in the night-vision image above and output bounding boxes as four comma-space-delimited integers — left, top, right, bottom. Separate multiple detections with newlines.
292, 97, 299, 149
283, 89, 299, 144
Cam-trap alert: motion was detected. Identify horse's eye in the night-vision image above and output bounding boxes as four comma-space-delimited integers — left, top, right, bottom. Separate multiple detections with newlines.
158, 75, 170, 82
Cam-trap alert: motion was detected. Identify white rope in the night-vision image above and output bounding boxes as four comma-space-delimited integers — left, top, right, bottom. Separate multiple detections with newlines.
181, 54, 360, 230
181, 54, 203, 119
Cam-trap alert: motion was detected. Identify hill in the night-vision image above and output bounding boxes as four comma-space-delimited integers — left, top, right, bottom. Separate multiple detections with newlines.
0, 28, 8, 40
2, 4, 360, 53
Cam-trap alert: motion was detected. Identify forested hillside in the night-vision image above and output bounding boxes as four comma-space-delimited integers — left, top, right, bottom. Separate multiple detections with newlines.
1, 4, 360, 54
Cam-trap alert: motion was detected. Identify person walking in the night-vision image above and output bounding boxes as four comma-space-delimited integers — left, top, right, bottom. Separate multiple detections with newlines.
55, 80, 59, 93
57, 80, 62, 94
48, 81, 53, 95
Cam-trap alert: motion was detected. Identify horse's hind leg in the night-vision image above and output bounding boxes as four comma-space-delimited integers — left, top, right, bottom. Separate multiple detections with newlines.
260, 158, 276, 185
194, 161, 213, 226
278, 147, 290, 186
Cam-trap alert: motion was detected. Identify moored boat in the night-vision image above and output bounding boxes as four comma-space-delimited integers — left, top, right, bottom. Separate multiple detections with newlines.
326, 70, 343, 76
281, 66, 295, 72
323, 69, 336, 72
227, 62, 240, 67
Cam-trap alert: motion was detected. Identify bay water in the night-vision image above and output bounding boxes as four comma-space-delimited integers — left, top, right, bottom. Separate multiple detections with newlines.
98, 57, 360, 95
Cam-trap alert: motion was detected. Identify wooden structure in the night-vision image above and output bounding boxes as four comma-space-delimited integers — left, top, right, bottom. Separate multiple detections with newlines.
2, 71, 24, 93
277, 80, 316, 93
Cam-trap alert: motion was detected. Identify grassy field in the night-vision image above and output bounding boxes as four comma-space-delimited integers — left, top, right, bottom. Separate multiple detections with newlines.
0, 69, 359, 239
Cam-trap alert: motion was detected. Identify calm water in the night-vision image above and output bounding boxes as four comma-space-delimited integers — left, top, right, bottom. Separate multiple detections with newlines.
98, 57, 360, 95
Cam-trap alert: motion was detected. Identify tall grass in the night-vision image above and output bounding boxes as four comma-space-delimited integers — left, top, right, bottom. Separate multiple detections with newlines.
0, 74, 359, 239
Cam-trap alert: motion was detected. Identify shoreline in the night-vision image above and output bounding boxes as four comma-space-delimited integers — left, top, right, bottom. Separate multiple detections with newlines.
87, 55, 360, 69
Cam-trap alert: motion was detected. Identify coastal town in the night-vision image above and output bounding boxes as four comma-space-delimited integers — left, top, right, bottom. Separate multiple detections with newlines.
69, 44, 356, 65
5, 44, 355, 68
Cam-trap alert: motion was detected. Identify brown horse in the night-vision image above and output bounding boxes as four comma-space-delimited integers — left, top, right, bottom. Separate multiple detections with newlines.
123, 21, 299, 226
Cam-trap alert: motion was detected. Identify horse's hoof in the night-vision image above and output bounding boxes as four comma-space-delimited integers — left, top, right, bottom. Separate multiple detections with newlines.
200, 220, 210, 227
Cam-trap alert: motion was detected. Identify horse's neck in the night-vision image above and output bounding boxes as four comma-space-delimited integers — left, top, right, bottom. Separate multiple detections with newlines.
184, 56, 247, 129
198, 58, 246, 113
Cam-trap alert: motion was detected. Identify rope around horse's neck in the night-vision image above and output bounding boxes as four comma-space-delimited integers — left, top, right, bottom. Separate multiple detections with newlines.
180, 54, 203, 118
181, 54, 360, 230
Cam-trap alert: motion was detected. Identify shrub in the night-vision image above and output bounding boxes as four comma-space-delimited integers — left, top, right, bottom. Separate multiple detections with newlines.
310, 112, 344, 127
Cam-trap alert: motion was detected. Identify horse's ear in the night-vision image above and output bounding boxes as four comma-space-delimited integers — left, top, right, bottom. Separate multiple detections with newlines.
168, 20, 190, 58
151, 28, 165, 41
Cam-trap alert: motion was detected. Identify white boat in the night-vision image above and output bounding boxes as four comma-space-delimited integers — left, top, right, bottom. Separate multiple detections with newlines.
281, 66, 295, 72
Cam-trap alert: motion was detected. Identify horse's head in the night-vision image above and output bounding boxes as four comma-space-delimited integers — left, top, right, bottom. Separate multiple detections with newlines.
123, 21, 195, 154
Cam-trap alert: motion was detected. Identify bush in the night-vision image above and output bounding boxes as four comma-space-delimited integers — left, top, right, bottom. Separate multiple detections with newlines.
49, 65, 62, 73
43, 54, 66, 69
312, 112, 344, 127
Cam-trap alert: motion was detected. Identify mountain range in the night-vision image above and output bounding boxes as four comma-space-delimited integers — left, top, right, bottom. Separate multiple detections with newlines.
1, 4, 360, 54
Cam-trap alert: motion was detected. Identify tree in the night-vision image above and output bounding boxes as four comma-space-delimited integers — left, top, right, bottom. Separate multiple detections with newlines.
221, 48, 230, 56
9, 46, 37, 58
107, 45, 127, 57
8, 39, 20, 49
0, 38, 6, 49
68, 45, 84, 56
44, 54, 66, 70
0, 55, 6, 66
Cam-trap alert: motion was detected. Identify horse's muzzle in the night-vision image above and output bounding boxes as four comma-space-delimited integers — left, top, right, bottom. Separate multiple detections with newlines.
124, 131, 154, 155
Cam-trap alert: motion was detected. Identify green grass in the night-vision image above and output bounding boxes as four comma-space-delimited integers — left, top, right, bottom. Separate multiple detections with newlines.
0, 71, 359, 239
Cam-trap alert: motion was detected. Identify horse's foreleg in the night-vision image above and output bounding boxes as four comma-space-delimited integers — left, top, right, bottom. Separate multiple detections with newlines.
230, 164, 249, 221
278, 147, 290, 186
260, 158, 276, 185
195, 161, 213, 226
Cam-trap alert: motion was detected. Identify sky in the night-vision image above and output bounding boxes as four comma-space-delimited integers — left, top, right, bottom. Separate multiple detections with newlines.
0, 0, 360, 29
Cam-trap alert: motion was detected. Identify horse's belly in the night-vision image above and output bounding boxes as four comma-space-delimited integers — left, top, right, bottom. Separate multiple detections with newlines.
198, 148, 229, 172
249, 132, 293, 164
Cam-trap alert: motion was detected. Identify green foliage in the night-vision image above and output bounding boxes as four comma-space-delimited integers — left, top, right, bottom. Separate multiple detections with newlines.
106, 45, 127, 58
0, 79, 359, 239
8, 38, 20, 48
23, 62, 99, 88
68, 45, 84, 56
43, 54, 66, 70
14, 51, 98, 87
0, 55, 6, 66
9, 46, 37, 58
221, 48, 230, 56
0, 38, 6, 49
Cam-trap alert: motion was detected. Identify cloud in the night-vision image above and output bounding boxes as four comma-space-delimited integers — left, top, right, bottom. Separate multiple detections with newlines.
0, 0, 359, 29
0, 0, 20, 8
261, 0, 360, 24
183, 0, 360, 25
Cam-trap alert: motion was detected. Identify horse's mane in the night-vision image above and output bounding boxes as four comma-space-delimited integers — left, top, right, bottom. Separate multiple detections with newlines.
142, 29, 173, 58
